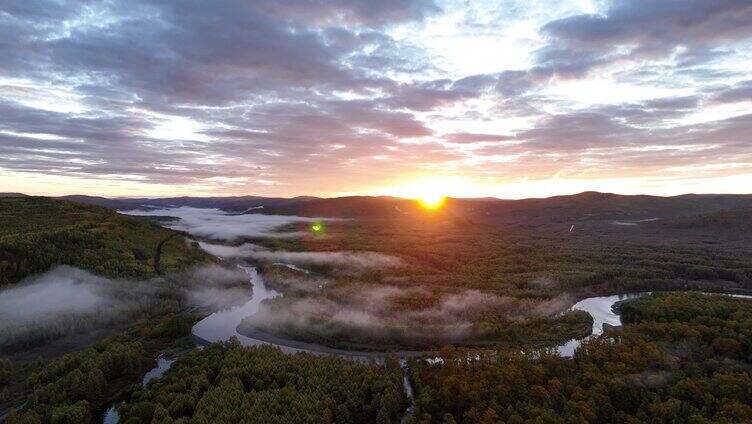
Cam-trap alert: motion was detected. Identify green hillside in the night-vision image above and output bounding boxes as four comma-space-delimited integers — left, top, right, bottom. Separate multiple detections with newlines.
0, 197, 207, 286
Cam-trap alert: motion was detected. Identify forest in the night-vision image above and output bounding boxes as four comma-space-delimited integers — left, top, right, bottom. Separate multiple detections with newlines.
260, 216, 752, 298
237, 213, 752, 351
3, 335, 152, 424
406, 292, 752, 423
0, 197, 208, 286
119, 340, 406, 424
1, 313, 202, 424
3, 195, 752, 423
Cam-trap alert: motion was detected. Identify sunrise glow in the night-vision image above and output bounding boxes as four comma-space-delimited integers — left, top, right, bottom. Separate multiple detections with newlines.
418, 194, 446, 210
1, 0, 750, 199
4, 2, 752, 421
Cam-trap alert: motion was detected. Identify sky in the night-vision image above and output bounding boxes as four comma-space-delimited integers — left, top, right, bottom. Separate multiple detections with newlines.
1, 0, 751, 199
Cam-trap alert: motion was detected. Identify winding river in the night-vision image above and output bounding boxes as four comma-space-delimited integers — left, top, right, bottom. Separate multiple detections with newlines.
192, 266, 286, 348
555, 292, 647, 357
102, 265, 752, 423
193, 265, 424, 359
102, 355, 176, 424
555, 291, 752, 357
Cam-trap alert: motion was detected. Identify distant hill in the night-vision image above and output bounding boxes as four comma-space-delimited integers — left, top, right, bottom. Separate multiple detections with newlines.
256, 191, 752, 223
469, 192, 752, 224
59, 194, 319, 212
659, 207, 752, 231
0, 193, 27, 197
0, 197, 208, 286
54, 191, 752, 224
255, 196, 425, 218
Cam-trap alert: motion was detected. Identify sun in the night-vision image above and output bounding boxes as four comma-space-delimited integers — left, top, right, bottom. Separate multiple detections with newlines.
378, 176, 459, 210
418, 193, 446, 210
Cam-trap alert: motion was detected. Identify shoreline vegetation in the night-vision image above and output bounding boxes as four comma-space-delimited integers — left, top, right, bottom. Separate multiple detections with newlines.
5, 289, 752, 423
407, 292, 752, 423
0, 313, 202, 424
118, 341, 408, 424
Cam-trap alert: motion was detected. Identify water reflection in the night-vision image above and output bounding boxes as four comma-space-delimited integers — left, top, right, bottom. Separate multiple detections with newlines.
102, 406, 119, 424
192, 265, 283, 347
142, 356, 175, 386
555, 292, 752, 357
556, 293, 648, 357
102, 354, 178, 424
102, 265, 752, 424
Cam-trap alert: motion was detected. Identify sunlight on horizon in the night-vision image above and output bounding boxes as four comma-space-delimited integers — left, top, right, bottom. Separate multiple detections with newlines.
418, 194, 446, 210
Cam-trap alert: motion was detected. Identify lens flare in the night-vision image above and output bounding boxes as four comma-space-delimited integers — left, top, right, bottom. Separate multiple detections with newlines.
311, 222, 324, 234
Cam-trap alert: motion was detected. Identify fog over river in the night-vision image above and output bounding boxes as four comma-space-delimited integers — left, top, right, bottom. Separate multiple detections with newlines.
94, 207, 752, 423
192, 265, 752, 359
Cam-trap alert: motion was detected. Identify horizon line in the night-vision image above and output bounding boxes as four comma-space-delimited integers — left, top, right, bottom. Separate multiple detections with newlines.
6, 190, 752, 202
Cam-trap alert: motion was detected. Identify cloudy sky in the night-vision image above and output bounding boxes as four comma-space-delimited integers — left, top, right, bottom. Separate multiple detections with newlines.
2, 0, 751, 198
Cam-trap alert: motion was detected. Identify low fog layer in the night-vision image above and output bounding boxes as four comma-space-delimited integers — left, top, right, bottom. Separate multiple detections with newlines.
241, 277, 573, 348
182, 265, 251, 309
122, 207, 320, 241
198, 241, 403, 269
0, 266, 157, 350
0, 267, 111, 323
0, 264, 250, 351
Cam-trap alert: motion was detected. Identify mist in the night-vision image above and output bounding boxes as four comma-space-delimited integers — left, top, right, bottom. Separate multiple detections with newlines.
0, 266, 159, 351
0, 264, 251, 351
241, 277, 574, 348
0, 267, 111, 324
122, 207, 321, 241
179, 264, 250, 309
198, 241, 403, 269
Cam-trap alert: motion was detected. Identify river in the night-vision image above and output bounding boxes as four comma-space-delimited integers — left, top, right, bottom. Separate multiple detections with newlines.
102, 354, 177, 423
555, 292, 647, 357
555, 291, 752, 357
102, 265, 752, 423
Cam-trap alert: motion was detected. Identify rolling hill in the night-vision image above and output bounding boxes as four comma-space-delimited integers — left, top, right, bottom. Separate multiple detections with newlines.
253, 191, 752, 223
58, 194, 319, 212
659, 207, 752, 231
0, 196, 209, 286
55, 191, 752, 225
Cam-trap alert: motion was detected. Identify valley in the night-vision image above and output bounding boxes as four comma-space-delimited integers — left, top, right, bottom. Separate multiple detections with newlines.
5, 0, 752, 421
1, 193, 752, 423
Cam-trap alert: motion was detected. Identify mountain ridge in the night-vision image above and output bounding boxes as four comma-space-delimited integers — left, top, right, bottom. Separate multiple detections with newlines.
46, 191, 752, 225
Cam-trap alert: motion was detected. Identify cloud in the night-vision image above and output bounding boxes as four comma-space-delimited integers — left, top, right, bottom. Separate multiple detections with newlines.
251, 0, 440, 27
443, 133, 515, 144
0, 0, 436, 190
1, 0, 752, 196
0, 267, 109, 323
541, 0, 752, 74
179, 265, 252, 309
709, 80, 752, 104
122, 207, 321, 240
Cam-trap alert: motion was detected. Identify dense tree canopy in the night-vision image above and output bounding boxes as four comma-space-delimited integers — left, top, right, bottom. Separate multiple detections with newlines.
243, 214, 752, 351
120, 340, 406, 424
408, 293, 752, 423
4, 336, 152, 424
0, 197, 207, 286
